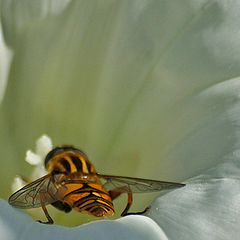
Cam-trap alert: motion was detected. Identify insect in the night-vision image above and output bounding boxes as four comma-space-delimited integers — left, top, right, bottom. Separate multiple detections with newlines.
8, 146, 185, 224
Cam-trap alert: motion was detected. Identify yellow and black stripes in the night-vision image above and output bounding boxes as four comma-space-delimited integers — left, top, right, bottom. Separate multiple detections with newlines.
70, 156, 83, 171
44, 146, 114, 217
74, 193, 114, 216
9, 144, 185, 223
59, 158, 71, 172
45, 146, 96, 174
62, 183, 114, 217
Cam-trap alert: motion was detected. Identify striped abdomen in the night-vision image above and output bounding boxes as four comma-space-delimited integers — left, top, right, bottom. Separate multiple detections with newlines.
62, 180, 114, 217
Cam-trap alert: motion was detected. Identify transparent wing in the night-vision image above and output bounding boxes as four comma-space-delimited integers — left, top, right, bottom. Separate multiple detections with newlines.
98, 174, 185, 193
8, 174, 67, 209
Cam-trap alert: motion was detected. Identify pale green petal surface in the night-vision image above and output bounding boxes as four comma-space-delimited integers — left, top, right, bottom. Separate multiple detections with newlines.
0, 0, 239, 193
149, 167, 240, 240
0, 0, 240, 238
148, 78, 240, 239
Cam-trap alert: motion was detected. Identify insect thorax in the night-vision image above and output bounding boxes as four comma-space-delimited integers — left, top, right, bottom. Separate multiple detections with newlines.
44, 146, 96, 174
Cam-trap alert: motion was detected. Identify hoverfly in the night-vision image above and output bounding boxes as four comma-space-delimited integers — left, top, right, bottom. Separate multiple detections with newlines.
8, 146, 185, 224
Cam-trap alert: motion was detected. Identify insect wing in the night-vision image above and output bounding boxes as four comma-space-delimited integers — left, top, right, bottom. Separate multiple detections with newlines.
98, 174, 185, 193
8, 174, 67, 209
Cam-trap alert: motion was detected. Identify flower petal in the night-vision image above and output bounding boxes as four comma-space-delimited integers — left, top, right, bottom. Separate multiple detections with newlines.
1, 0, 71, 47
0, 199, 167, 240
2, 0, 240, 183
1, 0, 240, 229
148, 176, 240, 240
0, 22, 12, 103
145, 77, 240, 239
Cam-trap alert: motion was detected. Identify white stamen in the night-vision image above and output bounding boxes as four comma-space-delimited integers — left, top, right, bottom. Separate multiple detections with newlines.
36, 134, 53, 158
25, 134, 53, 165
11, 176, 25, 192
25, 150, 41, 165
11, 134, 53, 193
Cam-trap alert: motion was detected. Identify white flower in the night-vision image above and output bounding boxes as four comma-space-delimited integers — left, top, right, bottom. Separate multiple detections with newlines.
1, 0, 240, 240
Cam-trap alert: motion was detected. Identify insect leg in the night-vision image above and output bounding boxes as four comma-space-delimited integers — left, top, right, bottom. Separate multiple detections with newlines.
120, 191, 132, 216
37, 191, 54, 224
109, 186, 133, 216
38, 205, 54, 224
109, 186, 150, 216
123, 206, 150, 216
